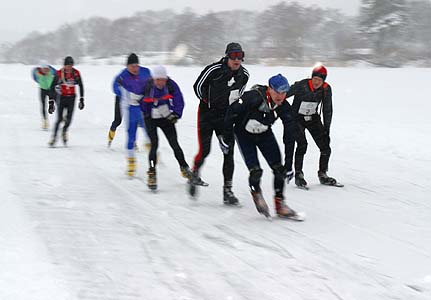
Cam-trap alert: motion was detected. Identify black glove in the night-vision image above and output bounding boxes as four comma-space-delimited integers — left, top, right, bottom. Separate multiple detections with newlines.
48, 100, 55, 114
166, 112, 179, 124
78, 97, 85, 110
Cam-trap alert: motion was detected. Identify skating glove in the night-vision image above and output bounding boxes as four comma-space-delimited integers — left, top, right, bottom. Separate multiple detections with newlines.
217, 135, 230, 155
48, 100, 55, 114
78, 97, 85, 110
166, 112, 179, 124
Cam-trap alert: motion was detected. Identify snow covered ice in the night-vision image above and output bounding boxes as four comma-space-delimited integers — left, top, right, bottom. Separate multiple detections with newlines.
1, 64, 430, 300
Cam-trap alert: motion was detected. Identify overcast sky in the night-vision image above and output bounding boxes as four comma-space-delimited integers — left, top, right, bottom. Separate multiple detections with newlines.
0, 0, 361, 43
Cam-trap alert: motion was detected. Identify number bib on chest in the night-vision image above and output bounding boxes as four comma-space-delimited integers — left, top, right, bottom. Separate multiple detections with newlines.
245, 119, 269, 134
298, 102, 318, 115
151, 104, 171, 119
229, 89, 240, 105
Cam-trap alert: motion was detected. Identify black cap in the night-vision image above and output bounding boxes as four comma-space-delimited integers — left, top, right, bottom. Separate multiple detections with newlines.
312, 65, 327, 81
127, 53, 139, 65
64, 56, 74, 66
225, 42, 243, 55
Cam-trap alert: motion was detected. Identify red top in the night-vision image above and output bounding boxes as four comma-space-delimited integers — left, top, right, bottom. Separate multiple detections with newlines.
57, 68, 81, 97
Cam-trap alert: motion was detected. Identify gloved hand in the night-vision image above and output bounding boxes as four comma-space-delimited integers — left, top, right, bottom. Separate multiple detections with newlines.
166, 112, 179, 124
217, 135, 230, 155
78, 97, 85, 110
48, 100, 55, 114
283, 167, 294, 184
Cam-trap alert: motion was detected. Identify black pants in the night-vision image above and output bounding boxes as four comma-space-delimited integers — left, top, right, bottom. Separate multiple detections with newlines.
235, 128, 285, 197
110, 96, 122, 131
40, 88, 50, 120
192, 106, 234, 184
294, 115, 331, 173
53, 96, 76, 138
144, 117, 188, 169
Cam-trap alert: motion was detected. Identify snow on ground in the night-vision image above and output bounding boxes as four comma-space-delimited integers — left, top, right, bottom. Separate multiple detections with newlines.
1, 64, 430, 300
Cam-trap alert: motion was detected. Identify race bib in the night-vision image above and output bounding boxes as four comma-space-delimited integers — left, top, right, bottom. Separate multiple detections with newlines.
298, 102, 318, 115
151, 104, 171, 119
245, 119, 269, 134
229, 89, 240, 105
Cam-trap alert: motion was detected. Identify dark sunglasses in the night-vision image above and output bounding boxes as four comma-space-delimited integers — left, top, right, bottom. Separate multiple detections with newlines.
228, 52, 244, 60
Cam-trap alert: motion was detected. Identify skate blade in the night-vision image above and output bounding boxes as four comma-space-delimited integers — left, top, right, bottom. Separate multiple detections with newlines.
255, 206, 271, 218
278, 211, 306, 221
188, 183, 198, 199
148, 184, 157, 191
321, 182, 344, 187
296, 185, 309, 190
262, 211, 272, 219
223, 202, 242, 208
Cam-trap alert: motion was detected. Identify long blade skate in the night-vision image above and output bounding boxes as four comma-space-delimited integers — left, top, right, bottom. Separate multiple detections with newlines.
251, 191, 271, 218
321, 181, 344, 187
318, 172, 343, 187
188, 180, 197, 198
147, 169, 157, 191
278, 211, 306, 221
295, 173, 309, 190
275, 197, 306, 221
296, 184, 309, 190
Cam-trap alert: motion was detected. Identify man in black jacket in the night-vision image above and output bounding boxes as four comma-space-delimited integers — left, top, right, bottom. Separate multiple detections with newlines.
221, 74, 303, 220
286, 65, 340, 188
189, 42, 250, 205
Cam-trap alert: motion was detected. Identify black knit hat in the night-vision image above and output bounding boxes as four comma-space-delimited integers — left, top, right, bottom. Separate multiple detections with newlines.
225, 42, 244, 56
127, 53, 139, 65
64, 56, 74, 66
312, 65, 327, 81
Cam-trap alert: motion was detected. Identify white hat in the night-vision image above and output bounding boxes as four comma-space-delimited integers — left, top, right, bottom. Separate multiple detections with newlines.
151, 65, 168, 79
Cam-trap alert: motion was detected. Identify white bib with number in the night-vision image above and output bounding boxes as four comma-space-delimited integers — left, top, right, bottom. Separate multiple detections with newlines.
151, 104, 171, 119
245, 119, 269, 134
229, 89, 240, 105
298, 102, 318, 115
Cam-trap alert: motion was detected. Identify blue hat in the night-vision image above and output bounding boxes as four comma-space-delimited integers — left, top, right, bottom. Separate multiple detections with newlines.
269, 74, 290, 93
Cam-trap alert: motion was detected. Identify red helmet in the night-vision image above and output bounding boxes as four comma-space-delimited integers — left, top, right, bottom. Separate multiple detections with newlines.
312, 65, 327, 81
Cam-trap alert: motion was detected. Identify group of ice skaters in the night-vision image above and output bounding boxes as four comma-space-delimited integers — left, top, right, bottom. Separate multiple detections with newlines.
32, 42, 343, 221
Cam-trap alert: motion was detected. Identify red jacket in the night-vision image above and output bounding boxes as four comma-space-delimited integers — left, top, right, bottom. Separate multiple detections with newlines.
51, 68, 84, 98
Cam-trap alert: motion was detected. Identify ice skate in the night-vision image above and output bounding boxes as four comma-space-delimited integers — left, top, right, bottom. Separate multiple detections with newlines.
147, 168, 157, 190
275, 196, 305, 221
295, 171, 309, 190
251, 189, 270, 218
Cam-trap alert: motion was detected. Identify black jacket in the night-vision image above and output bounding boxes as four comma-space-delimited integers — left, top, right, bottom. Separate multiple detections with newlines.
225, 85, 293, 140
193, 58, 249, 113
287, 79, 333, 132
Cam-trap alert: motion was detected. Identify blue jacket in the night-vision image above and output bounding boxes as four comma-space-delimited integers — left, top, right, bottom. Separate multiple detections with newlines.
140, 78, 184, 118
112, 66, 151, 99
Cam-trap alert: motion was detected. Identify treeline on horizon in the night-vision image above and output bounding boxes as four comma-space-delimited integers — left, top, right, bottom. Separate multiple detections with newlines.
1, 0, 430, 67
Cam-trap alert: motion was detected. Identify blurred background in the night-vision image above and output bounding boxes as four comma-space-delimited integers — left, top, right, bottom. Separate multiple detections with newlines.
0, 0, 430, 67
